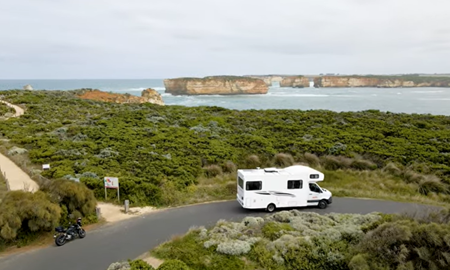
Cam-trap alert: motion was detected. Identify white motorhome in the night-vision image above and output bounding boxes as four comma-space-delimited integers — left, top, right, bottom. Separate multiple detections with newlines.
236, 165, 332, 212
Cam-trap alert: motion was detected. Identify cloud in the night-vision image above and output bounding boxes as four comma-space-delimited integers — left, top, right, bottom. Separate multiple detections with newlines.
0, 0, 449, 79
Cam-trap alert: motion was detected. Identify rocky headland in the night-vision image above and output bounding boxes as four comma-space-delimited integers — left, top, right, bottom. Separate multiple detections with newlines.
246, 75, 286, 86
163, 76, 268, 95
280, 76, 310, 88
314, 76, 450, 88
75, 88, 165, 105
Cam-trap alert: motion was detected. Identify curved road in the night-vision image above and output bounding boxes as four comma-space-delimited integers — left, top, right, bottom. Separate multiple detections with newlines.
0, 198, 441, 270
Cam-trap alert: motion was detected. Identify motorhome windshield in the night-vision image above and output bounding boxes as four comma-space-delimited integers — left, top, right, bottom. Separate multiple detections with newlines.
309, 183, 322, 193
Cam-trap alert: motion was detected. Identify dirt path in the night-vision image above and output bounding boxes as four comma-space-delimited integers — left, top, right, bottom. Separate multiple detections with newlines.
0, 100, 39, 192
96, 202, 158, 223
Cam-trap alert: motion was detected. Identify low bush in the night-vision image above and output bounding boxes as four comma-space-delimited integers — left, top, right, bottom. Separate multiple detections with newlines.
157, 259, 191, 270
0, 179, 97, 248
131, 209, 450, 270
0, 191, 61, 241
129, 259, 155, 270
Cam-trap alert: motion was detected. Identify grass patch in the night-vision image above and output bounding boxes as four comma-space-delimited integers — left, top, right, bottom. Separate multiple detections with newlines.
319, 168, 450, 206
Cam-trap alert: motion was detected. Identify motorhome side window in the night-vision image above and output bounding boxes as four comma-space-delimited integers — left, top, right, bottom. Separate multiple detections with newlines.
246, 181, 262, 191
287, 180, 302, 189
238, 176, 244, 189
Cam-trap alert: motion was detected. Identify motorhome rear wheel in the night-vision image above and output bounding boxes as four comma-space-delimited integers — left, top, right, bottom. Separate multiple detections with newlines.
266, 203, 276, 212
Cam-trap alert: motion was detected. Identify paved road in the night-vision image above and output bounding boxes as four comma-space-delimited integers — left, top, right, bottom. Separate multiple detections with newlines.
0, 198, 441, 270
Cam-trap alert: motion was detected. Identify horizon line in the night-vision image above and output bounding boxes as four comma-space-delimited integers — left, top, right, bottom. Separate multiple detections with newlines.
1, 72, 450, 80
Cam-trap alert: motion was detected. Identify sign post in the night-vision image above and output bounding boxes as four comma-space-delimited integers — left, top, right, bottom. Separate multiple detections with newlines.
104, 177, 119, 202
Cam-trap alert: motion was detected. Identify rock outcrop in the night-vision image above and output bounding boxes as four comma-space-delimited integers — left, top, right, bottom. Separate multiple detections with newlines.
280, 76, 310, 88
75, 88, 164, 105
141, 88, 165, 105
23, 84, 33, 90
163, 76, 268, 95
314, 76, 450, 88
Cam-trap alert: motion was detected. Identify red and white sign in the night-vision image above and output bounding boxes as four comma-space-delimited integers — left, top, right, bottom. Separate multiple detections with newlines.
104, 177, 119, 189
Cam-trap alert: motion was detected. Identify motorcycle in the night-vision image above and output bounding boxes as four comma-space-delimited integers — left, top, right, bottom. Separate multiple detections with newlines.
54, 217, 86, 246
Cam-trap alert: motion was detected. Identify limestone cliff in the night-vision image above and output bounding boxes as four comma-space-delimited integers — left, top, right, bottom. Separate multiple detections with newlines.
247, 75, 285, 86
280, 76, 310, 88
314, 76, 450, 88
164, 76, 268, 95
75, 88, 165, 105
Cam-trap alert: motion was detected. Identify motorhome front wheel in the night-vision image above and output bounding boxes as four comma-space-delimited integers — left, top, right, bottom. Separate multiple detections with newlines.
318, 200, 328, 209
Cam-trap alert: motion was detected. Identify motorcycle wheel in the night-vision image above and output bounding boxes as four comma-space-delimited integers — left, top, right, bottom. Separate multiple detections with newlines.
79, 229, 86, 239
55, 235, 67, 246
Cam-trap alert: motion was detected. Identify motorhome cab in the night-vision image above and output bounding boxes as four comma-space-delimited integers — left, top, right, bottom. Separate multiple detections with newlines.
236, 165, 332, 212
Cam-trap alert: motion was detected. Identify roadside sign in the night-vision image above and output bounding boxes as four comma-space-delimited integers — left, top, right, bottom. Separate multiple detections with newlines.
104, 177, 120, 202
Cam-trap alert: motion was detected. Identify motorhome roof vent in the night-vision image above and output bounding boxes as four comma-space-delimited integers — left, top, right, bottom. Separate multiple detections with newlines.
264, 168, 279, 173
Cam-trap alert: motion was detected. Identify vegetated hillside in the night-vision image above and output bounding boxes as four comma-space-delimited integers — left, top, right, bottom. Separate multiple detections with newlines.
130, 209, 450, 270
0, 102, 14, 116
0, 90, 450, 207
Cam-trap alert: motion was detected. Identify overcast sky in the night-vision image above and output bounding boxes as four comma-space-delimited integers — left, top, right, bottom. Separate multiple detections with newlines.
1, 0, 449, 79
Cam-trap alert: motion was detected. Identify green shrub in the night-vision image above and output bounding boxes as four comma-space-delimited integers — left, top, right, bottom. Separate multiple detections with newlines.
41, 179, 97, 218
129, 259, 155, 270
0, 103, 14, 116
261, 221, 294, 241
203, 165, 223, 178
0, 191, 61, 240
353, 219, 450, 269
348, 254, 370, 270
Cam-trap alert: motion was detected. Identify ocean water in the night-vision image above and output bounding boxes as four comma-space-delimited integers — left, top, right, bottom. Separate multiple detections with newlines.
1, 79, 450, 116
